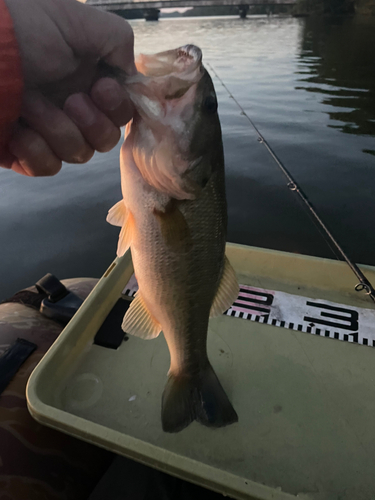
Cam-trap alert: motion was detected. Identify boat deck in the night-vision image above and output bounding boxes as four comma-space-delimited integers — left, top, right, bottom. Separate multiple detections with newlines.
27, 244, 375, 500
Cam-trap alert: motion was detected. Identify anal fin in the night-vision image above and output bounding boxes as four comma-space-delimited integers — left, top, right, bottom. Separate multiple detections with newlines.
122, 291, 161, 340
210, 256, 239, 317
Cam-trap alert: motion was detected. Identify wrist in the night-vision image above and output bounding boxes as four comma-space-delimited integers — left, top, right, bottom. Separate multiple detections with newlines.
0, 0, 23, 159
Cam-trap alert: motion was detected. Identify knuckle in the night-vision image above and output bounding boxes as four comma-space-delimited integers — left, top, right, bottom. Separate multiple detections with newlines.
118, 17, 134, 42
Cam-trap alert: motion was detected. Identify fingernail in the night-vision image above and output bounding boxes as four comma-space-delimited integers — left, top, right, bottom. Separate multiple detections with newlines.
64, 94, 96, 127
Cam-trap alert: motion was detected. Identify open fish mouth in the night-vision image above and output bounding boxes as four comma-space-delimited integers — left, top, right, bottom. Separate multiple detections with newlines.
135, 44, 203, 78
176, 45, 202, 65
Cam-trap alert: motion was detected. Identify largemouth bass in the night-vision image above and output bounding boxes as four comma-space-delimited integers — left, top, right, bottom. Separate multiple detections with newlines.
107, 45, 239, 433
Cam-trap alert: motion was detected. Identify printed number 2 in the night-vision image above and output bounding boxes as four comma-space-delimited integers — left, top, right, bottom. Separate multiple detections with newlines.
304, 302, 359, 331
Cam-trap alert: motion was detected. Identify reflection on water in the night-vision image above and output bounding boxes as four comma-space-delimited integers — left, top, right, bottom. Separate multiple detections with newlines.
0, 15, 375, 299
296, 16, 375, 148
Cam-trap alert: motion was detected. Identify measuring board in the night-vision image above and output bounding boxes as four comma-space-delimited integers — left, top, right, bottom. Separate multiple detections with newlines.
122, 274, 375, 347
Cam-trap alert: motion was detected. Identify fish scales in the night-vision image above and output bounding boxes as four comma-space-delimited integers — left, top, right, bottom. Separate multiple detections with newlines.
107, 45, 239, 432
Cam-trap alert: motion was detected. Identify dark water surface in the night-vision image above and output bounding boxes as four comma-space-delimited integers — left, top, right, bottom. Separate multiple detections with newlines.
0, 15, 374, 300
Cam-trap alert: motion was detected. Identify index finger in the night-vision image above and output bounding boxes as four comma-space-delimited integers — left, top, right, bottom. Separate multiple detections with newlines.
61, 0, 137, 76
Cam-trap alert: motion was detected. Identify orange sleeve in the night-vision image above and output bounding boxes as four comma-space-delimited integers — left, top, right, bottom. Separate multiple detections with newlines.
0, 0, 23, 159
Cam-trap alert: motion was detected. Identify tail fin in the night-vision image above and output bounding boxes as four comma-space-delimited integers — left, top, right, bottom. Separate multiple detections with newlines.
161, 364, 238, 433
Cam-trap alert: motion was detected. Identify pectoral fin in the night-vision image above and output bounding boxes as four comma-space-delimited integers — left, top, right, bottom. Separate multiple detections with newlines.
107, 200, 127, 227
153, 202, 192, 252
107, 201, 135, 257
122, 291, 162, 340
210, 257, 239, 317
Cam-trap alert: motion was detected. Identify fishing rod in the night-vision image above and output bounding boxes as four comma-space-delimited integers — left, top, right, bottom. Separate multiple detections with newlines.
207, 63, 375, 305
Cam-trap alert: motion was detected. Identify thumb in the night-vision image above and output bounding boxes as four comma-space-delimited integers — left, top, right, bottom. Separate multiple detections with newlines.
62, 0, 136, 75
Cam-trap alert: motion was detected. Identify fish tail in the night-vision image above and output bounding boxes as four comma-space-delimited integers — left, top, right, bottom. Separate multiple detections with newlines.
161, 364, 238, 433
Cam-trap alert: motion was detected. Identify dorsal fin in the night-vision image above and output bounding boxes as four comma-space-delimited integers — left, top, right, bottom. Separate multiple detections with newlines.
122, 291, 162, 340
210, 257, 239, 318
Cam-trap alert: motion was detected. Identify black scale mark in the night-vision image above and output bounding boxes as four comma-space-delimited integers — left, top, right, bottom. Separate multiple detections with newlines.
349, 333, 358, 343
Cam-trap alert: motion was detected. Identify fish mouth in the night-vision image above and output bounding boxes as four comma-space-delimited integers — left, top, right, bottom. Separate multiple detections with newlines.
135, 45, 202, 77
176, 45, 202, 65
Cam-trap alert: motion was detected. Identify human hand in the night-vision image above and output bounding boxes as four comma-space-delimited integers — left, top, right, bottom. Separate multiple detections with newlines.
2, 0, 135, 176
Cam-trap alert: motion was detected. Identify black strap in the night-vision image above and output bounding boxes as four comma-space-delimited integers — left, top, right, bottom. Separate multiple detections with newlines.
2, 274, 83, 325
0, 339, 37, 395
35, 273, 69, 303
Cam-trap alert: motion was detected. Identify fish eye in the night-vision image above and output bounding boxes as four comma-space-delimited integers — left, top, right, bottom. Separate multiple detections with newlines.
203, 94, 218, 114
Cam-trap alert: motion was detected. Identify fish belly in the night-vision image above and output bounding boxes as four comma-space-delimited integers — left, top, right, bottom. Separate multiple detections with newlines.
131, 170, 226, 372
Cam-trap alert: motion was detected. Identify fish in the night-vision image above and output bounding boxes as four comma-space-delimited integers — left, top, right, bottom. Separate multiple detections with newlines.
107, 45, 239, 433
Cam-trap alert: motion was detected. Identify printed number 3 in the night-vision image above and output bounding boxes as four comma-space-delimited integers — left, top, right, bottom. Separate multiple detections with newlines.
304, 302, 359, 331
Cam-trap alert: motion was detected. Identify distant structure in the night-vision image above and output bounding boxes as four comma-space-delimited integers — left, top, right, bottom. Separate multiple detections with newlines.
86, 0, 296, 20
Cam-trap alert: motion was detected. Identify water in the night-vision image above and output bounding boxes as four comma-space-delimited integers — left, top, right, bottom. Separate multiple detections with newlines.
1, 15, 374, 300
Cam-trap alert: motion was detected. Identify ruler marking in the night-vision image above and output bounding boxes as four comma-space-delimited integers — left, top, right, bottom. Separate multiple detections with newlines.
122, 276, 375, 349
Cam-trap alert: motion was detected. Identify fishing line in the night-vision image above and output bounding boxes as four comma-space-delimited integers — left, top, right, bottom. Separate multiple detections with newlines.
207, 63, 375, 305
